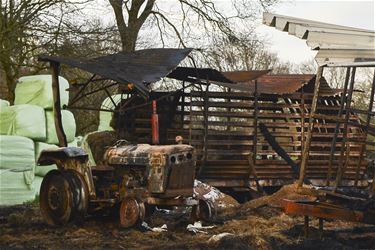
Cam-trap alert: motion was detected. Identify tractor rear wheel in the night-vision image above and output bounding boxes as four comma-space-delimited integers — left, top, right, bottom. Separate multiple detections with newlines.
40, 170, 73, 226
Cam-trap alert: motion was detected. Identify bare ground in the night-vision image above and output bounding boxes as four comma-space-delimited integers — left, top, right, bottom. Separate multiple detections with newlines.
1, 184, 375, 250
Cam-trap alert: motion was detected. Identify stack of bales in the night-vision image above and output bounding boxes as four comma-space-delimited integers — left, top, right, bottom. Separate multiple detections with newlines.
0, 75, 77, 205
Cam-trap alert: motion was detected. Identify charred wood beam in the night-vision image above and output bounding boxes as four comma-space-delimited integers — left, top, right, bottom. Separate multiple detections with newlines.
299, 66, 324, 186
327, 67, 351, 186
335, 67, 357, 190
259, 122, 311, 185
355, 71, 375, 186
51, 62, 67, 147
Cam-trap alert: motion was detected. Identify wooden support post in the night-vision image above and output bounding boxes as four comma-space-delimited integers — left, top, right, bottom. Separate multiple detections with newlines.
298, 66, 324, 187
355, 70, 375, 186
326, 67, 351, 186
304, 216, 309, 237
335, 67, 357, 190
51, 62, 67, 147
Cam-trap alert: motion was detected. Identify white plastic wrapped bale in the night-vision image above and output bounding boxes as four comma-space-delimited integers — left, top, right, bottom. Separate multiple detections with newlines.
34, 142, 58, 177
45, 110, 76, 144
0, 169, 35, 206
98, 94, 122, 131
0, 105, 46, 140
34, 175, 44, 196
0, 99, 10, 108
14, 75, 69, 109
0, 135, 36, 171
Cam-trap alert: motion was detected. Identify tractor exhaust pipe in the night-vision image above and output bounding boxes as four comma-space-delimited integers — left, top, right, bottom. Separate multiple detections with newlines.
151, 100, 159, 145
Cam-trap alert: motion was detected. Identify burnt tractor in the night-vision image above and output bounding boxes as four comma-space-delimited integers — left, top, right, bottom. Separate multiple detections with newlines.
37, 48, 212, 227
38, 142, 208, 227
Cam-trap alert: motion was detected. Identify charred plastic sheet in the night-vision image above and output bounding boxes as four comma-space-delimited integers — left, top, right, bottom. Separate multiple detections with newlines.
39, 48, 193, 97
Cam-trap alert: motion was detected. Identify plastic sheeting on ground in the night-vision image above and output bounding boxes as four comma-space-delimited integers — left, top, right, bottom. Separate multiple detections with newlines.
0, 169, 35, 206
0, 99, 10, 108
98, 94, 122, 131
45, 110, 76, 144
34, 142, 58, 177
0, 135, 36, 171
0, 104, 46, 140
15, 75, 69, 109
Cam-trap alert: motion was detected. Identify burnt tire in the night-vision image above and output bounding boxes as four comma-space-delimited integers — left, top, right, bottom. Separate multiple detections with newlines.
64, 171, 89, 222
119, 198, 145, 228
40, 170, 73, 226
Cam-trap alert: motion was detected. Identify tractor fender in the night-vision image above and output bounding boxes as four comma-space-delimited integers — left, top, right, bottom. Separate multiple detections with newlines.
37, 147, 96, 198
37, 147, 88, 166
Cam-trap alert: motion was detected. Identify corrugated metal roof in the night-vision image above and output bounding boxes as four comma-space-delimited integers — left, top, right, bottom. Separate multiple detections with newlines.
263, 13, 375, 65
221, 70, 271, 82
213, 73, 343, 96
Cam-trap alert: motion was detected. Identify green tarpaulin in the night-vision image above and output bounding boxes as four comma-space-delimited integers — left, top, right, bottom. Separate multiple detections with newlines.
0, 104, 46, 140
15, 75, 69, 109
45, 110, 76, 144
0, 135, 36, 171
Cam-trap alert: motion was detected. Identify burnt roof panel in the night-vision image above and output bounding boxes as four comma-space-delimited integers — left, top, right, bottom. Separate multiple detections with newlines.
39, 48, 193, 97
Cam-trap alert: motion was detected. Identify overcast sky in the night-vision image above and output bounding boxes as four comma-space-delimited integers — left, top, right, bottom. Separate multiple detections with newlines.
87, 0, 375, 65
259, 0, 375, 63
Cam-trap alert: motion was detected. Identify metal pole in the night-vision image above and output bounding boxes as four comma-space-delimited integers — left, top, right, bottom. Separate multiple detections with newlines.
298, 66, 324, 187
203, 83, 210, 166
253, 80, 259, 165
51, 62, 67, 147
301, 89, 305, 159
326, 67, 351, 186
151, 100, 159, 145
355, 70, 375, 186
334, 67, 357, 190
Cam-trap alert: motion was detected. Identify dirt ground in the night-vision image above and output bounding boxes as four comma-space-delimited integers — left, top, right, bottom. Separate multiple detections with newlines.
1, 184, 375, 250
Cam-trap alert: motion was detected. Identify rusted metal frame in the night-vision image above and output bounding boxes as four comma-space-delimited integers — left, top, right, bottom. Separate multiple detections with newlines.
114, 82, 196, 114
104, 87, 117, 108
181, 81, 185, 127
298, 66, 324, 187
189, 91, 193, 145
326, 67, 351, 186
253, 80, 259, 165
301, 89, 305, 157
66, 106, 116, 112
283, 199, 371, 224
69, 74, 96, 105
50, 62, 68, 147
68, 81, 119, 108
203, 82, 210, 166
365, 70, 375, 192
334, 67, 357, 190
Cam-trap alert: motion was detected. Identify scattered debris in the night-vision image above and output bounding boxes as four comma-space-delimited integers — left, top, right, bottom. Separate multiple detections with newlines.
186, 221, 215, 234
141, 222, 168, 232
194, 180, 239, 209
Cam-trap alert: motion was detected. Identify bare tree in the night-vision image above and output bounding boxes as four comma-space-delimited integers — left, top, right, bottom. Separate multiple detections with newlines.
108, 0, 276, 52
0, 0, 106, 103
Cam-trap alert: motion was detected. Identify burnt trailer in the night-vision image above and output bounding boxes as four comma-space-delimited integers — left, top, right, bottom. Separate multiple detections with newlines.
110, 71, 371, 195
